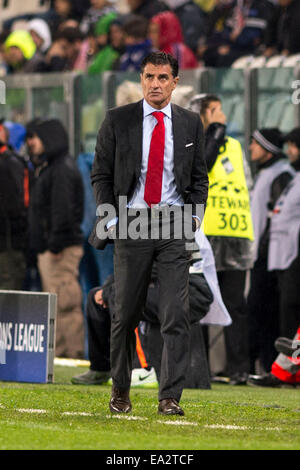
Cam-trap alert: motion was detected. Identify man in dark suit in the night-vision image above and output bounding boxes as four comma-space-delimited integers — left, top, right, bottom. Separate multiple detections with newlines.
90, 52, 208, 416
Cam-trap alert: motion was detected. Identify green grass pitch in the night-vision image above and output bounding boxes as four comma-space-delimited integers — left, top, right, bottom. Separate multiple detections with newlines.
0, 365, 299, 450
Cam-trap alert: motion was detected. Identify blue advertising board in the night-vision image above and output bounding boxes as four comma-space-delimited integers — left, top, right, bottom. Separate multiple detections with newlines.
0, 291, 57, 383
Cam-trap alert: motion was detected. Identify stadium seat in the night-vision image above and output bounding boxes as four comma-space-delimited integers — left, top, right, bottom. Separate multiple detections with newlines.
266, 55, 285, 68
232, 55, 254, 69
283, 54, 300, 68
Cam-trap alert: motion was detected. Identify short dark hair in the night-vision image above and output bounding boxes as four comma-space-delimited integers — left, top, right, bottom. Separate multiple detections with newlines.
198, 94, 221, 115
54, 27, 84, 43
123, 14, 149, 40
141, 52, 179, 78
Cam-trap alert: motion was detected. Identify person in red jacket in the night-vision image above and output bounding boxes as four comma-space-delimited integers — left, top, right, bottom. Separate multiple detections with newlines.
149, 11, 198, 69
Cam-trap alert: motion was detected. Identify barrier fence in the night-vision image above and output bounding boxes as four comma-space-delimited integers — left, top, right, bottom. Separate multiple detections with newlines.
1, 65, 300, 162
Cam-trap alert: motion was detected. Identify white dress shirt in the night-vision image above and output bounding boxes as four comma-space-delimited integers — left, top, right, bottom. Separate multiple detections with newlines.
128, 99, 184, 208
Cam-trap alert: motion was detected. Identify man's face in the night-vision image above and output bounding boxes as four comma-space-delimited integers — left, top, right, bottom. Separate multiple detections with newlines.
26, 134, 45, 157
249, 138, 271, 164
286, 141, 300, 163
54, 0, 72, 16
140, 63, 179, 110
201, 100, 224, 130
5, 46, 24, 66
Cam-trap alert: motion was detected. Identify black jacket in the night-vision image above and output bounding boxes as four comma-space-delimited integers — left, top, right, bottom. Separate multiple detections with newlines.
0, 145, 29, 252
90, 100, 208, 249
29, 120, 84, 254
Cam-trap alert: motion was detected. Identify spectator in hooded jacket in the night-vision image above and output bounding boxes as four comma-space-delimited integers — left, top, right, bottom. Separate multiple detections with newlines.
88, 13, 125, 74
3, 30, 46, 74
27, 19, 52, 55
163, 0, 205, 53
28, 119, 85, 359
0, 120, 29, 290
149, 11, 198, 69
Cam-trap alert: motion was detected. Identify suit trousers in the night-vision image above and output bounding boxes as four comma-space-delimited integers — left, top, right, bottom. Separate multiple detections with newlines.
111, 215, 192, 402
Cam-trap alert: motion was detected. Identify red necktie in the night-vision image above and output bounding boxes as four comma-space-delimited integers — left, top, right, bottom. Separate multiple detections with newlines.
144, 111, 165, 207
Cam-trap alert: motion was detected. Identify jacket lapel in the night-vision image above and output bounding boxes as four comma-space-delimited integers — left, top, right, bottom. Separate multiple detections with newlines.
172, 104, 187, 187
127, 100, 144, 178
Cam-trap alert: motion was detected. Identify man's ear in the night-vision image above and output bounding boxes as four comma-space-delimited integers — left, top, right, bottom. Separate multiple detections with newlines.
173, 76, 179, 89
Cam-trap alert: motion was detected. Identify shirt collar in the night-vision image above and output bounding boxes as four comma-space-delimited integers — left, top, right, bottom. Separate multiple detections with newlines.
143, 99, 172, 119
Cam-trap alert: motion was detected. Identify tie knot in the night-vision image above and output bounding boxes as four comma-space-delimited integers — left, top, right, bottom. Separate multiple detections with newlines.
152, 111, 165, 123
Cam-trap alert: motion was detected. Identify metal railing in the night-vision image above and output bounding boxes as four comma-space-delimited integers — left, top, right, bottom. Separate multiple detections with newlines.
1, 65, 300, 161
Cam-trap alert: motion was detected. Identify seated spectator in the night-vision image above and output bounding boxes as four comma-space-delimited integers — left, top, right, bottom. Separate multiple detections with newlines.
27, 19, 52, 55
264, 0, 300, 58
163, 0, 205, 53
44, 27, 86, 72
118, 15, 153, 72
198, 0, 274, 67
88, 13, 125, 74
31, 0, 85, 36
149, 11, 198, 69
80, 0, 119, 35
248, 328, 300, 387
126, 0, 169, 19
4, 30, 46, 74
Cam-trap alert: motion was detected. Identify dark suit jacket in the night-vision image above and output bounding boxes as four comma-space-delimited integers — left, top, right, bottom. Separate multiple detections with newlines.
89, 99, 208, 249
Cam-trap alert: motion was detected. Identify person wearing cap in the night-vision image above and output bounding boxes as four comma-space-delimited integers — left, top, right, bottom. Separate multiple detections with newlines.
187, 93, 254, 385
4, 30, 46, 74
0, 120, 30, 290
247, 128, 295, 375
28, 119, 85, 359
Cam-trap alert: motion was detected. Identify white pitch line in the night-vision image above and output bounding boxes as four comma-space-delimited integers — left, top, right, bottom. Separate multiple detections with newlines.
62, 412, 94, 417
158, 420, 198, 426
17, 408, 47, 414
107, 415, 148, 421
205, 424, 248, 430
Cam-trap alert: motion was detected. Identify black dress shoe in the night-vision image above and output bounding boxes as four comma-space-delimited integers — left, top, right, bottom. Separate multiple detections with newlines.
158, 399, 184, 416
247, 373, 284, 388
109, 386, 132, 413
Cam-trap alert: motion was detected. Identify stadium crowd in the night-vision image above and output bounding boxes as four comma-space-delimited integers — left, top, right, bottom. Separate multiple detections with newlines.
1, 0, 300, 75
0, 0, 300, 389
